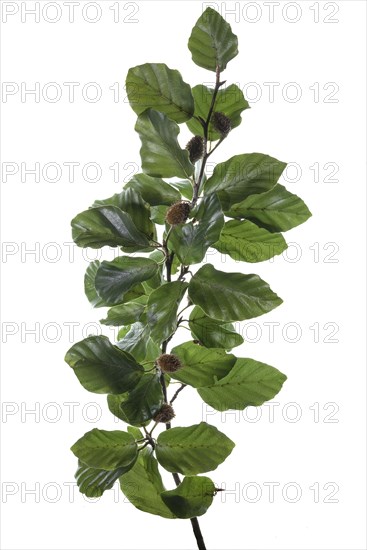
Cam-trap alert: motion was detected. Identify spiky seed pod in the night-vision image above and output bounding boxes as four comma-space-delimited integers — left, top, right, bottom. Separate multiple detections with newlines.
186, 135, 204, 163
212, 111, 232, 137
156, 353, 183, 373
153, 404, 175, 424
165, 201, 191, 225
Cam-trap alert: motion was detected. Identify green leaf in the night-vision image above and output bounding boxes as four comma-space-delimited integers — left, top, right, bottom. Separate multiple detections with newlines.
170, 341, 235, 388
71, 428, 138, 470
188, 264, 282, 322
188, 7, 238, 72
126, 63, 194, 123
125, 174, 181, 206
204, 153, 287, 211
147, 282, 189, 344
225, 183, 312, 232
100, 300, 146, 327
94, 257, 158, 306
189, 306, 244, 350
156, 422, 235, 475
161, 476, 215, 519
117, 321, 152, 363
168, 179, 194, 200
71, 206, 150, 249
213, 219, 287, 262
84, 260, 108, 308
169, 194, 224, 265
197, 358, 287, 411
65, 335, 143, 394
120, 447, 176, 518
92, 188, 154, 242
75, 460, 128, 498
187, 84, 249, 140
107, 373, 164, 426
135, 109, 194, 179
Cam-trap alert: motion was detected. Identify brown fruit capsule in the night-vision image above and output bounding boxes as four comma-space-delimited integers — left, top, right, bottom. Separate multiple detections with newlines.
165, 201, 191, 225
156, 353, 182, 373
186, 135, 204, 163
212, 111, 232, 137
153, 404, 175, 423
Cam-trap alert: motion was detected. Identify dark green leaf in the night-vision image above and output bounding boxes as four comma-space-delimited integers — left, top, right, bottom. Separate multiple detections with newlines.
100, 299, 147, 327
84, 260, 108, 308
169, 194, 224, 265
92, 188, 154, 240
225, 183, 312, 232
170, 341, 235, 388
117, 321, 152, 363
125, 174, 181, 206
198, 358, 287, 411
94, 257, 158, 306
189, 306, 244, 350
120, 447, 176, 518
150, 205, 169, 225
188, 264, 282, 321
126, 63, 194, 123
75, 460, 129, 498
71, 428, 138, 470
188, 7, 238, 72
204, 153, 287, 210
187, 84, 249, 140
71, 206, 150, 249
147, 282, 189, 344
65, 335, 143, 394
107, 373, 164, 426
135, 109, 194, 179
213, 219, 287, 262
156, 422, 235, 475
161, 476, 215, 519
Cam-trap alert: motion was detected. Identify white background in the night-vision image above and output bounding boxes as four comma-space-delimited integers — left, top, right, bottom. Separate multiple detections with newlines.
1, 1, 366, 549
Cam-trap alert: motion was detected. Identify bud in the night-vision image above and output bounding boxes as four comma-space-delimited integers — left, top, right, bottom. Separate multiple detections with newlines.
156, 353, 183, 373
212, 112, 231, 137
165, 201, 191, 225
153, 403, 175, 423
186, 135, 204, 163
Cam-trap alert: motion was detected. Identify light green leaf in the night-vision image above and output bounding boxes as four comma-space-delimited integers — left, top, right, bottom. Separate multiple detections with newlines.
100, 300, 147, 327
135, 109, 194, 179
94, 257, 158, 306
156, 422, 235, 475
204, 153, 287, 210
126, 63, 194, 123
189, 306, 244, 350
71, 429, 138, 470
187, 84, 249, 140
75, 460, 128, 498
65, 335, 143, 394
170, 341, 235, 388
120, 447, 176, 518
71, 206, 150, 249
161, 476, 215, 519
147, 282, 189, 344
188, 264, 282, 322
107, 373, 164, 427
226, 183, 312, 232
188, 7, 238, 72
198, 358, 287, 411
169, 193, 224, 265
213, 219, 287, 262
168, 179, 194, 200
125, 173, 181, 206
